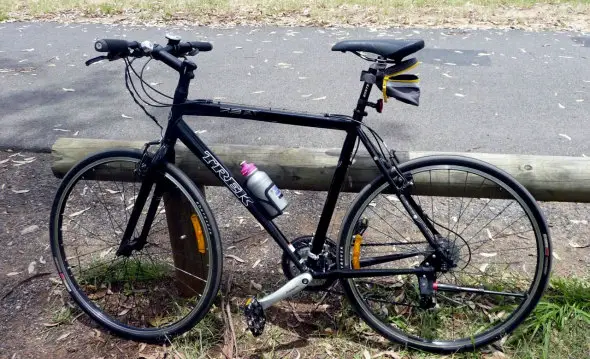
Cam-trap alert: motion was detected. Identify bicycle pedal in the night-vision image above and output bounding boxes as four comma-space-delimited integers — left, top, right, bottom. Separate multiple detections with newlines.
244, 297, 266, 336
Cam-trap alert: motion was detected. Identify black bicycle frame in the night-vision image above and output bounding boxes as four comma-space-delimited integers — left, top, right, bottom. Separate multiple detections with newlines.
122, 63, 439, 278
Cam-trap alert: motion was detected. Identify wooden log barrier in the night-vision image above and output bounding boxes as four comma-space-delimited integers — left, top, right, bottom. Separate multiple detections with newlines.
53, 138, 590, 202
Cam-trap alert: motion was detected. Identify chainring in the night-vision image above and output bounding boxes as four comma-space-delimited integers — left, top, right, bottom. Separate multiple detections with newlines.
281, 235, 338, 291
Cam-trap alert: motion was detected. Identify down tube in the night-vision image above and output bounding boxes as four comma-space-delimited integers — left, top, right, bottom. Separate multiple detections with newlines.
175, 119, 306, 271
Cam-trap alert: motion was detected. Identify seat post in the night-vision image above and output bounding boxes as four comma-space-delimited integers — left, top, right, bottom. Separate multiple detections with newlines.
354, 62, 386, 122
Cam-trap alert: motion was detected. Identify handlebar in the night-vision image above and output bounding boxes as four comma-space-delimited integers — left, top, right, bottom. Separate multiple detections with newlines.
88, 37, 212, 72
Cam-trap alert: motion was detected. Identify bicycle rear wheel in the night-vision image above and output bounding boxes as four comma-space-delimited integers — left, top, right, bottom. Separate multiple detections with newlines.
338, 155, 551, 353
50, 149, 222, 341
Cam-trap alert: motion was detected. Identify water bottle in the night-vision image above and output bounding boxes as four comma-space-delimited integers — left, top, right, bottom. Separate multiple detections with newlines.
240, 161, 288, 218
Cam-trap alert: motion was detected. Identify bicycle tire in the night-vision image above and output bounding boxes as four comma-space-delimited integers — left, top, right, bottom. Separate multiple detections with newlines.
337, 155, 551, 353
50, 149, 222, 341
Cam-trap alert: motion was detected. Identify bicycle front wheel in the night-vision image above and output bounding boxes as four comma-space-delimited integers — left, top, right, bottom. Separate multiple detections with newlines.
338, 155, 551, 353
50, 149, 222, 341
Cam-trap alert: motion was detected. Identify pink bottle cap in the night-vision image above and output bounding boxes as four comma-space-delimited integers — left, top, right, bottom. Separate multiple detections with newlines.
240, 161, 257, 176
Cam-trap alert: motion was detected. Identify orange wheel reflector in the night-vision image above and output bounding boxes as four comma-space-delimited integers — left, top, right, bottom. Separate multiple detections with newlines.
190, 213, 206, 254
352, 234, 362, 269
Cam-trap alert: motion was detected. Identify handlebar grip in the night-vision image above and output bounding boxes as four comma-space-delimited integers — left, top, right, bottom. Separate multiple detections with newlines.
188, 41, 212, 52
94, 39, 140, 57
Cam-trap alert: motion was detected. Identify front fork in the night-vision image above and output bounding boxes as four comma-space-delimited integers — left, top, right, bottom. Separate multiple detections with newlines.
116, 144, 170, 257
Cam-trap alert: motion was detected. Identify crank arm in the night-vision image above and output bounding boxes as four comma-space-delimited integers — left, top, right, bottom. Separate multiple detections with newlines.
258, 273, 312, 309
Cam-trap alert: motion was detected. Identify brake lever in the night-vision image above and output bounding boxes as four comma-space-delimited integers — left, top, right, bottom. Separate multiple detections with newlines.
85, 55, 108, 66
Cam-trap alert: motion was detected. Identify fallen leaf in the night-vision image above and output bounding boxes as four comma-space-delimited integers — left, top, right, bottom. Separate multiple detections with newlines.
486, 228, 494, 241
558, 133, 571, 141
251, 90, 265, 94
373, 351, 402, 359
225, 254, 245, 263
480, 252, 497, 257
252, 259, 261, 268
11, 189, 30, 194
386, 195, 399, 201
53, 128, 70, 132
118, 308, 130, 316
99, 248, 113, 259
149, 82, 161, 86
68, 207, 90, 218
311, 96, 326, 101
0, 159, 9, 165
138, 343, 147, 353
558, 103, 565, 109
39, 256, 46, 264
42, 322, 60, 327
479, 263, 489, 272
250, 280, 262, 290
363, 349, 371, 359
301, 94, 312, 98
477, 52, 491, 56
20, 225, 39, 235
569, 219, 587, 225
56, 332, 71, 341
552, 252, 561, 260
455, 93, 465, 97
121, 114, 133, 119
569, 240, 590, 248
62, 88, 75, 92
28, 261, 37, 274
195, 129, 207, 134
6, 272, 20, 276
22, 48, 35, 52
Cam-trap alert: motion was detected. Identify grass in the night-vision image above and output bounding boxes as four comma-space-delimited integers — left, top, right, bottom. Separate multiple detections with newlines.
78, 257, 171, 287
168, 306, 224, 358
192, 276, 589, 358
1, 0, 589, 30
45, 272, 588, 358
506, 277, 590, 359
52, 306, 76, 325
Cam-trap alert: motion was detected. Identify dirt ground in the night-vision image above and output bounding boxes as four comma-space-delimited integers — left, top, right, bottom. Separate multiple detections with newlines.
2, 2, 590, 32
0, 150, 589, 359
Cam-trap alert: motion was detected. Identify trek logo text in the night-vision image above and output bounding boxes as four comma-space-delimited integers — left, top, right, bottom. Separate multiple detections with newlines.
202, 151, 253, 206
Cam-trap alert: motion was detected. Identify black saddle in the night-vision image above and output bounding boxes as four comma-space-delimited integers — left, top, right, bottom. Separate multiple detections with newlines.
332, 39, 424, 62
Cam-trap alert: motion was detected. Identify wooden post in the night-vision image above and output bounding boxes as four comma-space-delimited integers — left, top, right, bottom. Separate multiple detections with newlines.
163, 185, 208, 297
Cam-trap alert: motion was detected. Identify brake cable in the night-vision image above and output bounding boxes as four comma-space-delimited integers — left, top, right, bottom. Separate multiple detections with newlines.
124, 59, 163, 133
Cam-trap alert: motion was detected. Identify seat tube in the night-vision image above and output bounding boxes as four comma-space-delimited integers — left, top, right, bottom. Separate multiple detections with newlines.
309, 80, 373, 256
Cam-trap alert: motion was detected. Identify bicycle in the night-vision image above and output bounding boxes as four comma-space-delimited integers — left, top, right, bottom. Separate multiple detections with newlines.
50, 35, 552, 353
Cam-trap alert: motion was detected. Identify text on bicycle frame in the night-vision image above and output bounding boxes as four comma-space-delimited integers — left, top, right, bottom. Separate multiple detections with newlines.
202, 151, 253, 206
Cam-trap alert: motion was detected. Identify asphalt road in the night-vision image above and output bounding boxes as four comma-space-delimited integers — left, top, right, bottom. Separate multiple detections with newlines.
0, 22, 588, 156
